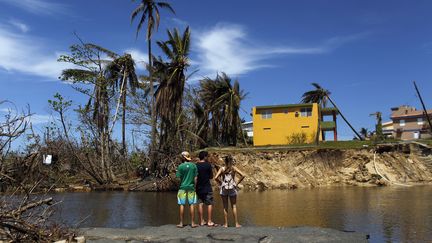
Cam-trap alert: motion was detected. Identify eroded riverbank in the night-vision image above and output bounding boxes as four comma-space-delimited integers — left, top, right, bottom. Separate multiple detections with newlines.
131, 142, 432, 192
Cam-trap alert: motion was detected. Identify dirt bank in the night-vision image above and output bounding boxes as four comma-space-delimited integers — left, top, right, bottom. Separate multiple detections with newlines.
219, 143, 432, 190
130, 142, 432, 191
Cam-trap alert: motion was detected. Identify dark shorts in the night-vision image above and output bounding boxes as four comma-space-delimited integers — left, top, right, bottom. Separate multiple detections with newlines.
220, 188, 237, 197
197, 191, 214, 205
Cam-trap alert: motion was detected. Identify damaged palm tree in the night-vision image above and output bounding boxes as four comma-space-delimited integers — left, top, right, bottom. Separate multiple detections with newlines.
154, 27, 191, 154
302, 83, 363, 141
199, 73, 246, 146
58, 42, 119, 183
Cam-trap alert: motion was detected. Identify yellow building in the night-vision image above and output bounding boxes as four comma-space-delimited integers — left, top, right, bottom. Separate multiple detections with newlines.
252, 103, 338, 146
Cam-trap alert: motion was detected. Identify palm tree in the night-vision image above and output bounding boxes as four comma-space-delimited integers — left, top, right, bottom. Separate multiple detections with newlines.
106, 54, 139, 155
153, 27, 191, 153
370, 111, 383, 140
302, 83, 363, 140
131, 0, 175, 160
59, 43, 119, 183
192, 99, 209, 148
360, 127, 369, 140
199, 73, 246, 146
301, 83, 331, 107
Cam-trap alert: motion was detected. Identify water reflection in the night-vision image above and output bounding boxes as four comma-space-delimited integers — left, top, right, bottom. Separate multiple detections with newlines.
52, 186, 432, 242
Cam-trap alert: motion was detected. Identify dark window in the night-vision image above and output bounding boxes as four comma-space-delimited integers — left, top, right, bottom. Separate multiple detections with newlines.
301, 108, 312, 117
261, 110, 272, 119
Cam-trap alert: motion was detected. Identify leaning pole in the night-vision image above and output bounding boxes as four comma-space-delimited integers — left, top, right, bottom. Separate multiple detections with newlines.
413, 81, 432, 134
326, 95, 363, 141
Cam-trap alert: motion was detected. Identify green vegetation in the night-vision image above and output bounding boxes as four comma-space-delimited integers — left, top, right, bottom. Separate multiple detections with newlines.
286, 132, 307, 144
206, 140, 376, 153
0, 0, 251, 193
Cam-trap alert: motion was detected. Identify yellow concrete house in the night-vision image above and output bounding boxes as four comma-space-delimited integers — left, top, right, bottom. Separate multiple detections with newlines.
252, 103, 338, 146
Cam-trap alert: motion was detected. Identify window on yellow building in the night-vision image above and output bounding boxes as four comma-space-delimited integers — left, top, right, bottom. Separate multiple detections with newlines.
300, 108, 312, 117
262, 110, 272, 119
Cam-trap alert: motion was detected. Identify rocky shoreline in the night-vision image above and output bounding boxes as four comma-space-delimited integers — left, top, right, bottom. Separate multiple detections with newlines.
80, 225, 369, 243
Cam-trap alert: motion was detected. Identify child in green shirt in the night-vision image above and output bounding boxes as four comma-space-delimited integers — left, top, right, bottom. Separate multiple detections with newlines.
176, 151, 198, 228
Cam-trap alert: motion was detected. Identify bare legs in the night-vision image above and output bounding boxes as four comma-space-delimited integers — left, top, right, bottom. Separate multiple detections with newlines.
198, 203, 205, 225
221, 195, 229, 227
221, 195, 241, 227
198, 203, 214, 226
207, 205, 214, 225
230, 196, 241, 227
178, 204, 198, 228
190, 205, 198, 228
177, 205, 184, 228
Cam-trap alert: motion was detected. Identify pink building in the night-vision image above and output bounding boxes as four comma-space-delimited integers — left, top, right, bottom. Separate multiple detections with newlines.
390, 105, 432, 140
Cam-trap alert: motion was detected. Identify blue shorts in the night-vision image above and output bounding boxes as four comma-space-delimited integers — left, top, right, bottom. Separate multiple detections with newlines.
177, 190, 197, 205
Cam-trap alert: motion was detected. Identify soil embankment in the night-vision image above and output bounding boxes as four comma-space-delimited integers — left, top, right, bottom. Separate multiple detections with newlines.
224, 143, 432, 190
131, 142, 432, 191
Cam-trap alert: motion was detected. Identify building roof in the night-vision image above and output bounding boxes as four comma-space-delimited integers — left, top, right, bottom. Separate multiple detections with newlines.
391, 109, 432, 119
255, 103, 314, 110
321, 107, 339, 115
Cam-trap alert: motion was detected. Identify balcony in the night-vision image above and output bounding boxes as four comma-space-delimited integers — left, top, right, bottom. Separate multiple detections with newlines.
320, 121, 336, 131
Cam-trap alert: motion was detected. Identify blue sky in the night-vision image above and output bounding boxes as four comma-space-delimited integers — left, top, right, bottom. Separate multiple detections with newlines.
1, 0, 432, 142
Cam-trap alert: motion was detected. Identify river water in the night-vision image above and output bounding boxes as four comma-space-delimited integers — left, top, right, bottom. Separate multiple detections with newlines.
52, 186, 432, 242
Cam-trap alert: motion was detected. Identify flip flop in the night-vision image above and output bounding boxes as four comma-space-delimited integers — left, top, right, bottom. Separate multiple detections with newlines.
191, 224, 199, 228
207, 223, 219, 227
176, 224, 184, 228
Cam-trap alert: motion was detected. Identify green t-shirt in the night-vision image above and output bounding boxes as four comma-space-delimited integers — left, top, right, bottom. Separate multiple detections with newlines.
176, 161, 198, 191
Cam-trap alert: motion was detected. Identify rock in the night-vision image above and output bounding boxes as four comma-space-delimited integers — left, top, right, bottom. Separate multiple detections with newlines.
353, 171, 371, 182
55, 187, 66, 192
75, 236, 85, 243
256, 181, 267, 191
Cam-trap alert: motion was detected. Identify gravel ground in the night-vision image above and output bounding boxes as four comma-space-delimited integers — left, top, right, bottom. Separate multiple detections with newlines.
81, 225, 369, 243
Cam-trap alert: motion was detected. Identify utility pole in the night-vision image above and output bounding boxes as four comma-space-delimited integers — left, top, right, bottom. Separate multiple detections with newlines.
413, 81, 432, 134
326, 95, 363, 140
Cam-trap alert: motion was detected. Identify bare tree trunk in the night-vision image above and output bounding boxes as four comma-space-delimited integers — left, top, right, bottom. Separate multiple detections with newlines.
122, 84, 127, 156
148, 39, 158, 172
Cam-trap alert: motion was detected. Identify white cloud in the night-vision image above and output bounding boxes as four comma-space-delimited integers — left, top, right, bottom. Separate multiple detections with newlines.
125, 48, 148, 70
0, 0, 68, 15
8, 19, 29, 33
170, 18, 189, 28
0, 108, 51, 125
0, 108, 10, 113
0, 26, 71, 80
28, 114, 51, 124
195, 23, 367, 76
